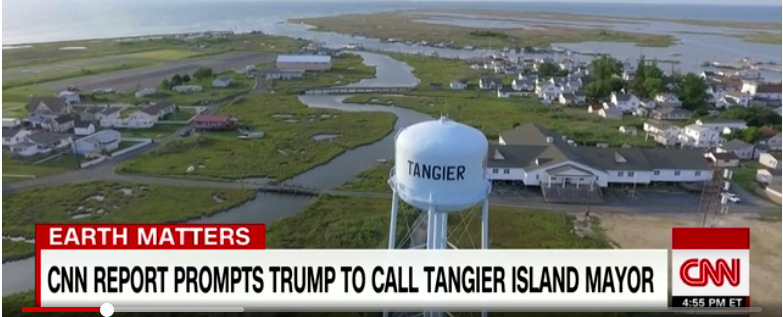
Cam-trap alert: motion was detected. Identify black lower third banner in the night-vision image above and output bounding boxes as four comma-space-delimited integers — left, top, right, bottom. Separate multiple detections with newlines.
672, 296, 750, 307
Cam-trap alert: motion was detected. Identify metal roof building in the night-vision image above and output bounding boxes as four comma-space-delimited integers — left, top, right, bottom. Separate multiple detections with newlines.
275, 55, 332, 71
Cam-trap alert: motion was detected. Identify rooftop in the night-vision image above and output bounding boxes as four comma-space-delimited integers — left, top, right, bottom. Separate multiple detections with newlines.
276, 55, 331, 63
490, 124, 710, 172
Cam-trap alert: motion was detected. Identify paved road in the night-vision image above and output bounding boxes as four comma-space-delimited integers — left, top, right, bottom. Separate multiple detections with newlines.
43, 52, 275, 92
3, 56, 156, 78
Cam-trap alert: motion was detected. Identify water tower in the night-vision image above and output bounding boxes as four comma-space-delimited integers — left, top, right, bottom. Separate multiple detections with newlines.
385, 116, 491, 317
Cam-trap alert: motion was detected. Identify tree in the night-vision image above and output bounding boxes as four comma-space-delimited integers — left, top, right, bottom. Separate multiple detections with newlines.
719, 107, 781, 127
159, 78, 171, 90
631, 55, 647, 95
590, 55, 622, 81
193, 67, 214, 80
586, 77, 623, 99
740, 126, 763, 144
182, 74, 191, 83
171, 74, 183, 86
677, 73, 708, 110
537, 62, 566, 78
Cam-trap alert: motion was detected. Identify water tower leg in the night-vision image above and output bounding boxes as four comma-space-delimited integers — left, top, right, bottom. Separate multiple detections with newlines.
427, 206, 437, 249
388, 193, 399, 249
481, 198, 489, 317
481, 198, 489, 249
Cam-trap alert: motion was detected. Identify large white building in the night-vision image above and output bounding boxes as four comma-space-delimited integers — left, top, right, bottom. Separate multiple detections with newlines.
486, 124, 713, 187
275, 55, 332, 71
678, 124, 724, 148
72, 129, 121, 155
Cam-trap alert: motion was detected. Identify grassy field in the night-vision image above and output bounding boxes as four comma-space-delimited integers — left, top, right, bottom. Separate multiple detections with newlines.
2, 61, 156, 89
2, 101, 28, 118
740, 32, 782, 45
416, 8, 782, 31
3, 85, 54, 103
94, 71, 254, 106
289, 12, 675, 48
2, 239, 35, 262
386, 53, 492, 89
2, 181, 256, 239
268, 194, 609, 249
343, 94, 652, 146
116, 94, 397, 181
338, 162, 393, 193
3, 33, 305, 69
270, 54, 377, 92
2, 153, 81, 184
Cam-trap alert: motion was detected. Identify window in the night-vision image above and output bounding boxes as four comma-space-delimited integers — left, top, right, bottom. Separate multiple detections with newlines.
653, 170, 660, 176
617, 171, 624, 177
492, 169, 499, 174
674, 170, 681, 176
550, 176, 557, 181
695, 171, 701, 176
503, 169, 510, 174
536, 175, 539, 180
628, 171, 635, 177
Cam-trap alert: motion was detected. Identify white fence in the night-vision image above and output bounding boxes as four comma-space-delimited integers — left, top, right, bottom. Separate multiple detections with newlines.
80, 156, 107, 168
111, 138, 153, 157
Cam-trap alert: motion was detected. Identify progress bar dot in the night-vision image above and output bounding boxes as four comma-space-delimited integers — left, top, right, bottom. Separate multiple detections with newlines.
100, 303, 114, 317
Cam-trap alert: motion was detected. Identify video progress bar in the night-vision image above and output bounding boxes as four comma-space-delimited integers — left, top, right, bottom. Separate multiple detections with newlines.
114, 307, 762, 313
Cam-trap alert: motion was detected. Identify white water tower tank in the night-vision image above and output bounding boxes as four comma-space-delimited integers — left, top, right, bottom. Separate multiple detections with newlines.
393, 117, 490, 212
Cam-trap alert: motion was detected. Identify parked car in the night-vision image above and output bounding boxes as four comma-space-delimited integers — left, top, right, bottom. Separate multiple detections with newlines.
180, 130, 192, 137
721, 192, 741, 203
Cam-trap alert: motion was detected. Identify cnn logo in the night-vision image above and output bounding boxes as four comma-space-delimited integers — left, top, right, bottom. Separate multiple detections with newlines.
679, 258, 740, 287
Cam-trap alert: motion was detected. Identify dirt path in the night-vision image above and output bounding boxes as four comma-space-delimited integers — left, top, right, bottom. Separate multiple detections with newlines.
596, 213, 781, 317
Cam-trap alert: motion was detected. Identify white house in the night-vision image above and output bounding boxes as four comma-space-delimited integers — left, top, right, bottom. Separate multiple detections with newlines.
619, 126, 637, 136
759, 151, 781, 169
172, 85, 203, 93
479, 77, 503, 90
696, 119, 748, 131
2, 128, 33, 146
679, 124, 723, 148
741, 81, 782, 101
622, 69, 636, 81
135, 88, 157, 98
486, 124, 713, 188
212, 76, 233, 88
649, 107, 692, 121
609, 92, 640, 113
72, 129, 121, 155
2, 118, 20, 128
8, 132, 73, 157
74, 122, 96, 136
512, 78, 535, 92
598, 107, 623, 120
42, 114, 75, 133
758, 130, 782, 151
558, 92, 585, 105
265, 69, 304, 80
644, 120, 682, 147
706, 151, 740, 168
450, 80, 467, 90
57, 91, 81, 104
716, 139, 757, 160
536, 82, 561, 102
27, 96, 72, 118
755, 168, 781, 185
717, 91, 751, 108
654, 93, 681, 107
